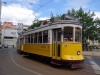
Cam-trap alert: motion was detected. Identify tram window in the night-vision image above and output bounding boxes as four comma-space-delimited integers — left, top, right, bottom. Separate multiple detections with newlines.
38, 32, 42, 43
31, 34, 33, 43
64, 27, 73, 41
43, 30, 48, 43
34, 33, 38, 43
75, 27, 81, 42
21, 38, 24, 44
20, 38, 22, 44
57, 29, 62, 41
28, 34, 31, 43
25, 35, 28, 43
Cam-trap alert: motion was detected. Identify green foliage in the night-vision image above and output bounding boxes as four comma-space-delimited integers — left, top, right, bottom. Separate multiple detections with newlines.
50, 12, 54, 18
66, 7, 100, 42
28, 21, 40, 29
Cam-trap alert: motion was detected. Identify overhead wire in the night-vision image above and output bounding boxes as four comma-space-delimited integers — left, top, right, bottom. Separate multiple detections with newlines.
24, 0, 52, 19
35, 0, 51, 12
2, 0, 52, 23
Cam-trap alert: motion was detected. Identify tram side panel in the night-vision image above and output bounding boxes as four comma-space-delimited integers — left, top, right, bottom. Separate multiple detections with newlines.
22, 44, 52, 57
18, 44, 24, 54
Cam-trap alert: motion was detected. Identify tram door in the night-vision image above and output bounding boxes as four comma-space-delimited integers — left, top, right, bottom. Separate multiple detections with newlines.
52, 28, 62, 60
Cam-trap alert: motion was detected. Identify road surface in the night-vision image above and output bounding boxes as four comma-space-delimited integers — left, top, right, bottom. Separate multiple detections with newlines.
0, 48, 99, 75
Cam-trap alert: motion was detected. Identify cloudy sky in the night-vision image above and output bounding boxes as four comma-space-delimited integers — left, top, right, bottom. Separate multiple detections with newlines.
1, 0, 100, 25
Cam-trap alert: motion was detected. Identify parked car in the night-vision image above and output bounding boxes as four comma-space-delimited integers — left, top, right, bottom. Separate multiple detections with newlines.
4, 44, 8, 48
0, 44, 2, 49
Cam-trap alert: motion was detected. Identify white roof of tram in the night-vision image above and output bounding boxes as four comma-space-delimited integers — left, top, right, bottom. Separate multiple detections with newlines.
20, 16, 82, 36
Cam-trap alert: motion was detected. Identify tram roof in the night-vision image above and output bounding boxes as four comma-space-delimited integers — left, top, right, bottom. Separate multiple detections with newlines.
20, 16, 82, 35
21, 20, 82, 35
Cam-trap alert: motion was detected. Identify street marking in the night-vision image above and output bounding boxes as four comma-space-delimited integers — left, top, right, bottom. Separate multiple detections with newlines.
10, 52, 43, 75
87, 56, 100, 74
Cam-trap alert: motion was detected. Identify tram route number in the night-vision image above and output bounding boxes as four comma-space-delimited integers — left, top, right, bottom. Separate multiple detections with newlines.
41, 46, 49, 48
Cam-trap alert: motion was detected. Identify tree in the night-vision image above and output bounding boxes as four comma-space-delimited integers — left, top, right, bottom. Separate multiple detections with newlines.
94, 18, 100, 42
67, 10, 71, 16
28, 21, 40, 29
66, 7, 97, 42
50, 11, 54, 18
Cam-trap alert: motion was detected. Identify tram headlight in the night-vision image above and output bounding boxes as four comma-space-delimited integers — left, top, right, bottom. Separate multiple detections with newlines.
77, 51, 80, 55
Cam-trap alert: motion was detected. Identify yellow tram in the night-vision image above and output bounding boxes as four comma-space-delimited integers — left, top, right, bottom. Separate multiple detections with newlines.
17, 16, 84, 68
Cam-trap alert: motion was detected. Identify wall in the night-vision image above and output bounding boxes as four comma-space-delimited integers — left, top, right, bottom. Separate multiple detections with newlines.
1, 28, 18, 47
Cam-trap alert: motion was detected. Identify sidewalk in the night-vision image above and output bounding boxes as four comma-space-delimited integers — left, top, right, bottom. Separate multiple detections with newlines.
83, 49, 100, 56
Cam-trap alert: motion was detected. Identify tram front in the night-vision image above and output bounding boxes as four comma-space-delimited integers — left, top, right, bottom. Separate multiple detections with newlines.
61, 26, 84, 68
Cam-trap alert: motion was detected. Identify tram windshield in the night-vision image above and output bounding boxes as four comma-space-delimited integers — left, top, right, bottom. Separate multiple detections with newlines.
64, 27, 73, 42
75, 27, 81, 42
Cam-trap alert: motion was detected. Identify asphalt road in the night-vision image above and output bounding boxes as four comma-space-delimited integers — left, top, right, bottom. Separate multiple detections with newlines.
0, 48, 97, 75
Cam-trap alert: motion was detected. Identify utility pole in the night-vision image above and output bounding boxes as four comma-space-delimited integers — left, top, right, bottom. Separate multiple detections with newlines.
0, 0, 2, 25
0, 0, 1, 44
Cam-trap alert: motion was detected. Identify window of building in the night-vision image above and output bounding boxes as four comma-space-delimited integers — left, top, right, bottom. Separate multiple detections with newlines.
4, 37, 13, 39
11, 32, 16, 35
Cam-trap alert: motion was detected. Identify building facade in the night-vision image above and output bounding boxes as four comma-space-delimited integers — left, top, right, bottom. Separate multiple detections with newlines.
0, 22, 18, 47
0, 22, 29, 47
1, 28, 18, 47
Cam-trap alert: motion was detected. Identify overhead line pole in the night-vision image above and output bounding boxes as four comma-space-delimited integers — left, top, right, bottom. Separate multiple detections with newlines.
0, 0, 1, 25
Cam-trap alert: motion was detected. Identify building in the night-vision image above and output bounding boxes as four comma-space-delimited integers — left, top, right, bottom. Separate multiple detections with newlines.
0, 22, 30, 47
17, 23, 29, 35
0, 22, 18, 47
1, 28, 18, 47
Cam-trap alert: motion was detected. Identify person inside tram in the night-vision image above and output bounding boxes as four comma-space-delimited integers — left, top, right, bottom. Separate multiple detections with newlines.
64, 38, 68, 41
64, 34, 73, 41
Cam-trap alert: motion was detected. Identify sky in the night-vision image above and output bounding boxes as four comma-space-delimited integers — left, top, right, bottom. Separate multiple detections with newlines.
1, 0, 100, 25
